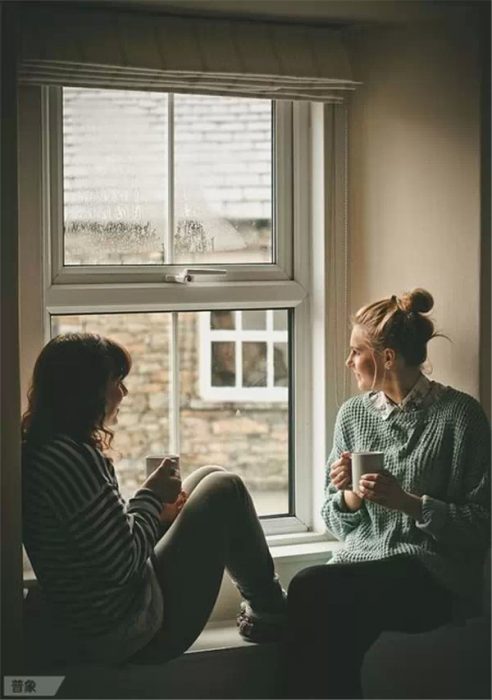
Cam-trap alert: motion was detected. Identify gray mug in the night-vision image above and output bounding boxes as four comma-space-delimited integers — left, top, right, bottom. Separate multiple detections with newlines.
350, 451, 384, 491
146, 454, 180, 477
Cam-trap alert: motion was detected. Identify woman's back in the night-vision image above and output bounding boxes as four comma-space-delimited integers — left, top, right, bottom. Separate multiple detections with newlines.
22, 434, 159, 638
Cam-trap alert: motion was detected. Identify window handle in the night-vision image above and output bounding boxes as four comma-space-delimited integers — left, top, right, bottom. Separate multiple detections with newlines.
164, 268, 227, 284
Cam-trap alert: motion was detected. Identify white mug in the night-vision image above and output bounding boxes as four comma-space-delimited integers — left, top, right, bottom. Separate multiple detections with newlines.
146, 454, 180, 476
350, 451, 384, 491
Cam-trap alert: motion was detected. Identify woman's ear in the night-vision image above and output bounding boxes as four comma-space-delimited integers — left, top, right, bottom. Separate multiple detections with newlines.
383, 348, 396, 370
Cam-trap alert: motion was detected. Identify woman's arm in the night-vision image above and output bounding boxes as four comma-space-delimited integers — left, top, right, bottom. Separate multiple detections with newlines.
39, 439, 165, 586
414, 405, 490, 549
360, 400, 490, 549
321, 406, 366, 539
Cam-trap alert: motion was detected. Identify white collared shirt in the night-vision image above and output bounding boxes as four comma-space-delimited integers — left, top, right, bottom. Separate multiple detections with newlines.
368, 373, 446, 420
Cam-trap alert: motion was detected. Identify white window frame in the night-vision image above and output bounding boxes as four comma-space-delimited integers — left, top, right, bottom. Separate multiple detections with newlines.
47, 88, 293, 286
18, 84, 350, 543
199, 310, 289, 402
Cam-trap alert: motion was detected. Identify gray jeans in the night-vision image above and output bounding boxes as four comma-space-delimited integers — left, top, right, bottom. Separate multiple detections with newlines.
130, 466, 283, 663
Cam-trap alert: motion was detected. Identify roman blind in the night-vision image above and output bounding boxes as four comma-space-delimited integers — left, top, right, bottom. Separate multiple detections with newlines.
17, 3, 358, 102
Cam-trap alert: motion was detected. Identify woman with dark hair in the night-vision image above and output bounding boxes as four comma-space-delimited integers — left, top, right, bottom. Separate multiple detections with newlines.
285, 289, 490, 699
22, 333, 286, 665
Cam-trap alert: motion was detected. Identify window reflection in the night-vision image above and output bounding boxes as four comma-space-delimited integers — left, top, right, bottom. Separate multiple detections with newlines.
211, 310, 235, 330
211, 342, 235, 386
274, 343, 288, 387
243, 342, 267, 387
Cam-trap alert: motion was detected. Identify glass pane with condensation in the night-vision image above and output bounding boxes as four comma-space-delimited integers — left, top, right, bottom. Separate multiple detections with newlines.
211, 341, 236, 386
50, 313, 171, 500
241, 310, 266, 330
63, 88, 168, 265
174, 94, 273, 264
180, 311, 289, 516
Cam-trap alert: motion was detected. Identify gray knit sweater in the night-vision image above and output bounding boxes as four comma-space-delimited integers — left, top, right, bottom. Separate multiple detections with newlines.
322, 386, 490, 599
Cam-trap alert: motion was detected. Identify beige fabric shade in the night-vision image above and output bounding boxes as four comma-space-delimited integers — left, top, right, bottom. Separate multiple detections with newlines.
18, 4, 358, 102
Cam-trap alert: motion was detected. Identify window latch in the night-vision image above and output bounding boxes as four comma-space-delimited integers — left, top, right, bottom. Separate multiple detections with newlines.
164, 268, 227, 284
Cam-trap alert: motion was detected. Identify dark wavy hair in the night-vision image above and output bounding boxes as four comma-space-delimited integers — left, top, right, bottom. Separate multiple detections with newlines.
21, 333, 131, 451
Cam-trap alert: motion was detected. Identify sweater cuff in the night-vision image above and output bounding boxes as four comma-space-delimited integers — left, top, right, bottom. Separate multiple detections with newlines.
415, 494, 447, 540
331, 490, 363, 518
127, 487, 164, 518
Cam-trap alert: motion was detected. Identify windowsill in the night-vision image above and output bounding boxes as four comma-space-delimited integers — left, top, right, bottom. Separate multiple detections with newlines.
270, 535, 343, 561
267, 530, 339, 549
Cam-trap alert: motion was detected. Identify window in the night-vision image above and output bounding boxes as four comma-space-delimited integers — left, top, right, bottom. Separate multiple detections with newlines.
20, 83, 348, 577
200, 309, 289, 401
19, 83, 313, 545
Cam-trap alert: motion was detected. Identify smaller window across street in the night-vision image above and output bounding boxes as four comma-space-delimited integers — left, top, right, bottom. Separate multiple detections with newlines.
199, 310, 289, 402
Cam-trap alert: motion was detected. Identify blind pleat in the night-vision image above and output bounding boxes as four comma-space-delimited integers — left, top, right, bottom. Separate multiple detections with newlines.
18, 4, 358, 102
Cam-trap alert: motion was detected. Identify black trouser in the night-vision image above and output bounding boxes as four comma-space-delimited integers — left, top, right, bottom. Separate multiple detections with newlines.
284, 556, 454, 699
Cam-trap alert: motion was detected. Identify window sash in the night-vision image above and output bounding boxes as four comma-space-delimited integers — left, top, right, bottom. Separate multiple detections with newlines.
46, 86, 293, 286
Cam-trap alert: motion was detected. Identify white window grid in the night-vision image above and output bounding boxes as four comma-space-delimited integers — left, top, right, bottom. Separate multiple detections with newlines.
199, 310, 289, 402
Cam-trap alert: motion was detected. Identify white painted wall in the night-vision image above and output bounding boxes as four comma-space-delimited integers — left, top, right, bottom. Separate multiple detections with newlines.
344, 12, 484, 399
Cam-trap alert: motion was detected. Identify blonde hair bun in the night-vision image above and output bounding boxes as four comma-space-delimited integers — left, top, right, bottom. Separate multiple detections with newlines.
353, 288, 440, 366
400, 288, 434, 314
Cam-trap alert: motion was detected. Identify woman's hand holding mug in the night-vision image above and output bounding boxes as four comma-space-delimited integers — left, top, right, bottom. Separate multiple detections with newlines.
159, 489, 188, 524
330, 451, 364, 511
143, 456, 182, 504
329, 451, 353, 491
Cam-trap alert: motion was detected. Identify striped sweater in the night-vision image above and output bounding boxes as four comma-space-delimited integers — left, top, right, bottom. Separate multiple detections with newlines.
22, 435, 164, 638
322, 387, 490, 599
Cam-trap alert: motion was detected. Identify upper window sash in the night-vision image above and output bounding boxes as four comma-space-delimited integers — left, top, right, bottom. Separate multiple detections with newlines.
45, 87, 293, 286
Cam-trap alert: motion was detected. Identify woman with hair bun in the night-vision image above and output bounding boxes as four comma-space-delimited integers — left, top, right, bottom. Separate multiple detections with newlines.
286, 289, 490, 699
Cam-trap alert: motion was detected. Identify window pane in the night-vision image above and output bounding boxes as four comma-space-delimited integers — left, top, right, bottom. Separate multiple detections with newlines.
50, 313, 171, 500
274, 342, 289, 387
241, 310, 266, 330
243, 342, 267, 387
273, 309, 288, 331
174, 94, 273, 264
182, 312, 289, 516
211, 310, 235, 330
63, 88, 168, 265
42, 309, 288, 524
211, 342, 236, 386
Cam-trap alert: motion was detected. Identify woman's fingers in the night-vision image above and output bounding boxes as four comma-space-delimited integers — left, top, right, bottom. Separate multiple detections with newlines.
359, 472, 401, 508
330, 463, 351, 490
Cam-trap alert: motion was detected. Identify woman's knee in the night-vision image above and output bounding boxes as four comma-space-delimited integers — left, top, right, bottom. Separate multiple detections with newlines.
202, 469, 244, 493
288, 565, 329, 607
191, 465, 226, 480
181, 465, 226, 495
185, 469, 246, 505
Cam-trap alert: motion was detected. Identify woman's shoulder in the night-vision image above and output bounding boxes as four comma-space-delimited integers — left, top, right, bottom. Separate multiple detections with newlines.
434, 385, 490, 428
24, 434, 106, 472
336, 394, 371, 421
